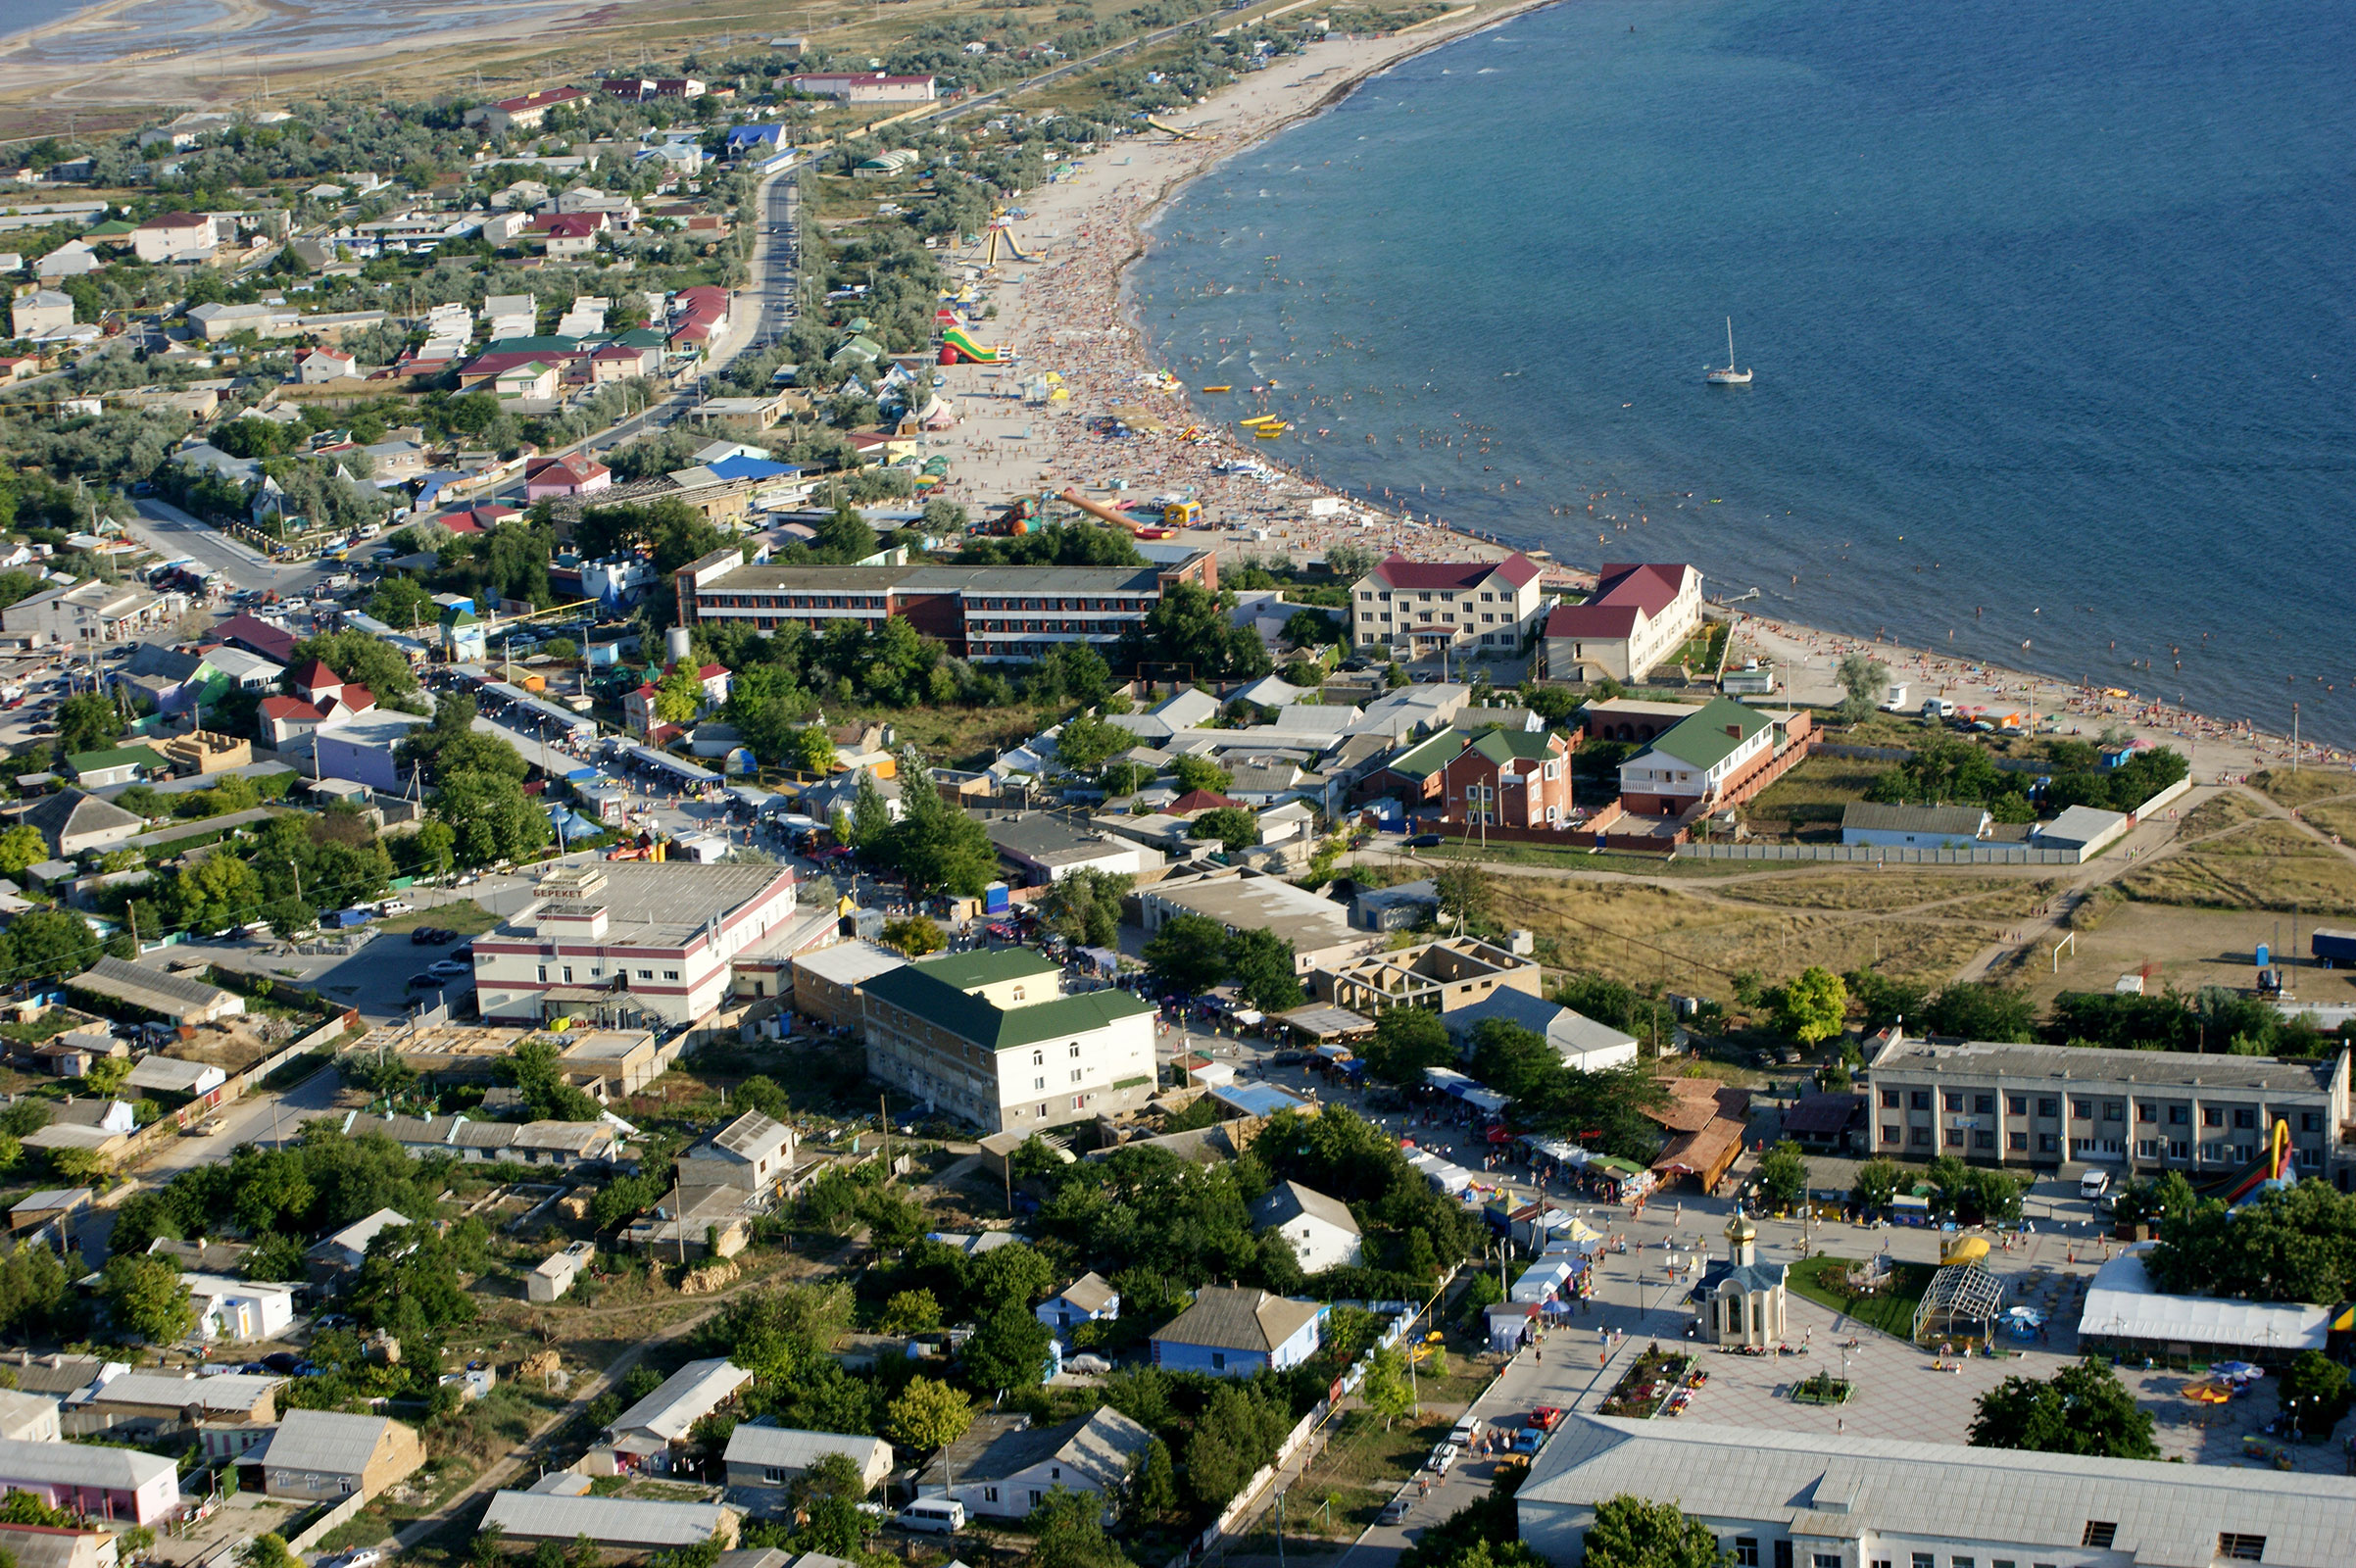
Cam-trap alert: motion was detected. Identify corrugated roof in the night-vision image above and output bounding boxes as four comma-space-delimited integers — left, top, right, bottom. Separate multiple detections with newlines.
1518, 1412, 2356, 1568
1841, 802, 1990, 837
91, 1371, 279, 1412
1153, 1286, 1323, 1354
721, 1425, 890, 1474
0, 1436, 174, 1490
69, 957, 237, 1018
611, 1358, 750, 1443
480, 1491, 733, 1547
1055, 1271, 1118, 1314
263, 1409, 399, 1475
905, 948, 1059, 990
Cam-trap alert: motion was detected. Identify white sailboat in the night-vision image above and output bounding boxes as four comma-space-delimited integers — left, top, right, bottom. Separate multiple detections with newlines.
1705, 317, 1751, 385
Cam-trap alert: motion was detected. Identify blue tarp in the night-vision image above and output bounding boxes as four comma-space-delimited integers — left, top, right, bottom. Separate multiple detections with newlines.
708, 454, 805, 483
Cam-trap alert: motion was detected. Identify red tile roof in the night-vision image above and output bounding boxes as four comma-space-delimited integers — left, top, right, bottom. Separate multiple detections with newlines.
1546, 563, 1693, 640
214, 613, 296, 662
288, 659, 339, 692
259, 696, 323, 723
139, 212, 208, 231
1371, 552, 1540, 591
491, 87, 587, 114
336, 684, 375, 713
1169, 789, 1246, 814
532, 213, 605, 237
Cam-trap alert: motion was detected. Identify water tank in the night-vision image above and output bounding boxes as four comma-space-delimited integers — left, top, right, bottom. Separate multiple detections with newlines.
665, 625, 692, 661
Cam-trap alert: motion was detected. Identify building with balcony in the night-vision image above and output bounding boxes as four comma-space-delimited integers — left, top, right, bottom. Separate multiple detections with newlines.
1347, 553, 1545, 655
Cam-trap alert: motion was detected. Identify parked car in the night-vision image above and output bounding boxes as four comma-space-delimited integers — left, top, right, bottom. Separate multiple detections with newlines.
406, 973, 444, 990
1064, 1352, 1111, 1375
1379, 1494, 1414, 1525
1448, 1416, 1484, 1447
410, 926, 451, 945
1527, 1406, 1563, 1431
427, 959, 470, 979
1426, 1442, 1458, 1474
378, 900, 415, 916
1404, 832, 1444, 848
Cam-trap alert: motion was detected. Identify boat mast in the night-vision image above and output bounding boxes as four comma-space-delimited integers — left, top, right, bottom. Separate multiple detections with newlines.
1725, 317, 1736, 370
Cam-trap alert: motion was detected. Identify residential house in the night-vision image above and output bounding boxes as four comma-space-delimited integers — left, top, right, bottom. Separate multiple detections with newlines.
525, 456, 611, 500
34, 242, 99, 279
1150, 1286, 1326, 1376
1348, 553, 1546, 656
7, 1189, 90, 1238
0, 1524, 116, 1568
0, 1441, 178, 1525
3, 580, 178, 647
1839, 802, 1993, 850
914, 1407, 1152, 1523
1439, 727, 1575, 828
1249, 1181, 1362, 1273
67, 958, 244, 1026
133, 212, 219, 264
0, 1393, 58, 1444
1539, 563, 1704, 684
182, 1275, 297, 1343
480, 1490, 737, 1551
123, 1057, 227, 1099
8, 291, 73, 339
1036, 1272, 1119, 1338
672, 1111, 795, 1197
1441, 989, 1640, 1073
1616, 698, 1796, 818
258, 1409, 425, 1500
74, 1372, 279, 1436
533, 213, 606, 259
720, 1425, 893, 1494
305, 1207, 409, 1273
294, 348, 355, 383
24, 790, 141, 857
603, 1359, 752, 1473
527, 1241, 596, 1303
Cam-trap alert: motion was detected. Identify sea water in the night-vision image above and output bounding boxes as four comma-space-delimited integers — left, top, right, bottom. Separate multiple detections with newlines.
1134, 0, 2356, 742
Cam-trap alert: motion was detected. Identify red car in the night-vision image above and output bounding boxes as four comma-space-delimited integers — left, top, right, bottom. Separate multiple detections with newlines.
1527, 1406, 1563, 1432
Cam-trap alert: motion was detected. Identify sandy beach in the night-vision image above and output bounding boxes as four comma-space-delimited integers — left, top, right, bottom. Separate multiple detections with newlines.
915, 10, 2342, 783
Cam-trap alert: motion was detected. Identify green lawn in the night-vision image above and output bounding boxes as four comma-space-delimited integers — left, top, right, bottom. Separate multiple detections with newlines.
1786, 1254, 1936, 1341
374, 899, 501, 936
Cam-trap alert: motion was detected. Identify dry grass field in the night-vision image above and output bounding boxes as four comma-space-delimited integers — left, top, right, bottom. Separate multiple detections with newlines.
2121, 818, 2356, 915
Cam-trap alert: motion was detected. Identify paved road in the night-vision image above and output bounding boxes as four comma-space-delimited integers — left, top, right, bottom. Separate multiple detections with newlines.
126, 497, 323, 596
136, 1060, 346, 1180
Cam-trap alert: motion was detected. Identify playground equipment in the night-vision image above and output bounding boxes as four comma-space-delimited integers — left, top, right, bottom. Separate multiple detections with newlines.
1163, 499, 1202, 528
982, 211, 1041, 265
1146, 117, 1203, 141
940, 326, 1008, 365
2210, 1118, 2295, 1207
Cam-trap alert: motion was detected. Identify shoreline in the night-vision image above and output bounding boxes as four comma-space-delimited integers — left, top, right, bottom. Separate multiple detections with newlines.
914, 4, 2346, 782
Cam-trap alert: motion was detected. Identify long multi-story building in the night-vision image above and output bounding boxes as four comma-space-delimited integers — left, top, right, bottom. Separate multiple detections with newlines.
860, 950, 1156, 1133
675, 548, 1217, 663
1863, 1031, 2352, 1189
472, 862, 801, 1027
1518, 1412, 2356, 1568
1347, 553, 1546, 656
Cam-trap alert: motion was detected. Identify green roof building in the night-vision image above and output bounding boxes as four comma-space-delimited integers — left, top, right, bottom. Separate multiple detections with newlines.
1618, 697, 1782, 817
64, 744, 166, 789
860, 948, 1157, 1134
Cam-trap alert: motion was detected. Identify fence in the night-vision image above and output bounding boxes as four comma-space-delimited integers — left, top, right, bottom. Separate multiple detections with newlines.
1679, 841, 2086, 865
285, 1492, 371, 1553
105, 1008, 358, 1169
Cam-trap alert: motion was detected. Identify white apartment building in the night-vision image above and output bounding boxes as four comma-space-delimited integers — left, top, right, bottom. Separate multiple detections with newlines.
860, 950, 1156, 1134
1519, 1413, 2356, 1568
1348, 553, 1546, 655
1539, 561, 1704, 683
472, 862, 800, 1027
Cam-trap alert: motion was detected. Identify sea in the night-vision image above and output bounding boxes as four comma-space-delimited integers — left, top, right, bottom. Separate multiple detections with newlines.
1132, 0, 2356, 744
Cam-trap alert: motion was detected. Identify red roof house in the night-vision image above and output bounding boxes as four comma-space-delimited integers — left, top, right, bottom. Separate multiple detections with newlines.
524, 456, 612, 501
1540, 563, 1703, 684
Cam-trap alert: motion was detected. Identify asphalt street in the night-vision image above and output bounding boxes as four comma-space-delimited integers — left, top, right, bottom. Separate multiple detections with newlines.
126, 497, 325, 596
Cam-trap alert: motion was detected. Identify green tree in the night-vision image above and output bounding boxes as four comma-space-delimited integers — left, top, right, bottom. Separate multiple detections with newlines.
242, 1534, 299, 1568
55, 692, 123, 756
881, 915, 944, 956
1192, 807, 1260, 854
1225, 927, 1303, 1011
1038, 868, 1129, 949
2143, 1180, 2356, 1303
1435, 860, 1493, 932
1361, 1343, 1416, 1428
1055, 711, 1128, 777
1968, 1359, 2157, 1458
1128, 1438, 1179, 1527
963, 1301, 1054, 1393
1366, 1006, 1455, 1086
1923, 981, 2037, 1044
787, 725, 836, 776
0, 826, 46, 878
2278, 1348, 2349, 1438
101, 1252, 194, 1344
879, 1289, 941, 1334
655, 665, 707, 726
434, 769, 554, 867
1170, 754, 1232, 795
1580, 1495, 1731, 1568
399, 693, 530, 784
1834, 652, 1890, 723
1775, 966, 1848, 1047
885, 1375, 972, 1454
1754, 1139, 1809, 1212
1142, 912, 1229, 995
368, 574, 436, 630
1849, 1158, 1903, 1213
289, 628, 420, 699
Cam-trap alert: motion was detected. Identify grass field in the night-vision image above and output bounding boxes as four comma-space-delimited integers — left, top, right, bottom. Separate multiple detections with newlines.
2122, 819, 2356, 915
1741, 757, 1898, 834
374, 900, 500, 936
1497, 877, 1996, 997
1787, 1255, 1935, 1341
2249, 767, 2356, 809
2180, 792, 2263, 838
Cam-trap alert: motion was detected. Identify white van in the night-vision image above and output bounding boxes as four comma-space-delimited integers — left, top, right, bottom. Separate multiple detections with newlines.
896, 1499, 965, 1536
2079, 1169, 2111, 1200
